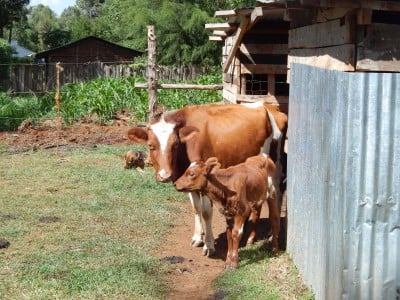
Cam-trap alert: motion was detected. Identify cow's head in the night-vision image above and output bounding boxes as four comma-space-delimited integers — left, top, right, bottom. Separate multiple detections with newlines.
127, 113, 190, 183
174, 157, 220, 192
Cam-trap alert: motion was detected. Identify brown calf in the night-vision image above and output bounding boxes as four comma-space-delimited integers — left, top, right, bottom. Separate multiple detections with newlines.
174, 154, 280, 269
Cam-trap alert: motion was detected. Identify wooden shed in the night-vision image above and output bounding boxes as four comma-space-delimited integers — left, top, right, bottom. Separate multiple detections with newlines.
206, 0, 400, 114
35, 36, 142, 64
206, 1, 400, 299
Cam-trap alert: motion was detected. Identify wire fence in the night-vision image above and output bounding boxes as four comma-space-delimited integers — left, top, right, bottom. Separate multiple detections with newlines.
1, 61, 210, 95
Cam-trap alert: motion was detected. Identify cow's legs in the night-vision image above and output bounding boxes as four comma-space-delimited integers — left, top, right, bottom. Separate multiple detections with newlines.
188, 192, 204, 247
200, 194, 215, 256
266, 195, 280, 252
188, 192, 215, 256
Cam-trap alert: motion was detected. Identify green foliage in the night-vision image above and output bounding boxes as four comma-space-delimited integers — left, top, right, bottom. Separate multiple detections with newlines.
12, 0, 257, 64
0, 93, 54, 130
58, 77, 148, 124
0, 38, 12, 87
0, 0, 29, 40
0, 73, 221, 130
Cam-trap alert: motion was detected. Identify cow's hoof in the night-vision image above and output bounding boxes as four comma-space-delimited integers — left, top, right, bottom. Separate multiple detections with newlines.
224, 264, 237, 270
246, 237, 255, 245
191, 239, 204, 247
202, 247, 215, 257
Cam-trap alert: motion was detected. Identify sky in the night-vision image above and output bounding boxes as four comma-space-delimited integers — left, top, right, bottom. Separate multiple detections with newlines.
29, 0, 76, 16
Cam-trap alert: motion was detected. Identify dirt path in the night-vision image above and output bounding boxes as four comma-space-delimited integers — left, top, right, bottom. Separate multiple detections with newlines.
158, 201, 226, 300
158, 200, 273, 300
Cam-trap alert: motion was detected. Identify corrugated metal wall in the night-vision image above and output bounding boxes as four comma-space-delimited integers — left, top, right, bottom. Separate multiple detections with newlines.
287, 63, 400, 300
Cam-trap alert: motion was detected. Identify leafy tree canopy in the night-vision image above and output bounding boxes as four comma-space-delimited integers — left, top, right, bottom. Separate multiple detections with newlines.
12, 0, 256, 66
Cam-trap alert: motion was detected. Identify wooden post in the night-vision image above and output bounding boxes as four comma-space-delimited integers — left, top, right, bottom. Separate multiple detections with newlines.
147, 25, 157, 121
55, 62, 64, 113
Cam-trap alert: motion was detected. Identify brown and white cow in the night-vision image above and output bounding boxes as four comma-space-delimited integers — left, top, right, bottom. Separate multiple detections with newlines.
127, 102, 287, 256
174, 154, 279, 269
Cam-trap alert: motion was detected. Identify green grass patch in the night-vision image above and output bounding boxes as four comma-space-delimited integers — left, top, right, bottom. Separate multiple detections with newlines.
0, 145, 186, 299
214, 242, 314, 300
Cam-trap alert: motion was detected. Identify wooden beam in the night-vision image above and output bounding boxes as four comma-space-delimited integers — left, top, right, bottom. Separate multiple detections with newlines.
223, 17, 250, 73
289, 15, 355, 49
135, 83, 223, 90
356, 23, 400, 72
299, 0, 400, 11
356, 8, 373, 25
209, 36, 223, 42
205, 23, 233, 31
214, 10, 237, 18
240, 44, 288, 55
288, 44, 355, 71
241, 64, 288, 74
213, 30, 227, 37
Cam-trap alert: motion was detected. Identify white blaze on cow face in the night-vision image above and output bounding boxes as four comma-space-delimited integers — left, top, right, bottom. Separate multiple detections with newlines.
149, 116, 176, 181
149, 116, 176, 155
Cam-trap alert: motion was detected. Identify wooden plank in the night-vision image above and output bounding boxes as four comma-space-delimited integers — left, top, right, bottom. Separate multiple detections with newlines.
236, 95, 289, 104
356, 23, 400, 72
289, 16, 355, 49
214, 10, 236, 18
205, 23, 233, 30
213, 30, 227, 37
209, 36, 223, 42
241, 64, 288, 74
135, 83, 222, 90
223, 82, 238, 103
356, 8, 372, 25
268, 74, 275, 95
240, 44, 288, 55
315, 7, 353, 22
223, 17, 250, 73
288, 44, 355, 71
299, 0, 400, 11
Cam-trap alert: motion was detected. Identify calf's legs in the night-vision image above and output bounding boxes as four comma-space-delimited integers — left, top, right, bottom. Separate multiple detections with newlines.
225, 216, 246, 269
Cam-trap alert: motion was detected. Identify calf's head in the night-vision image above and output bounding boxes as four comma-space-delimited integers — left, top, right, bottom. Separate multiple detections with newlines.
174, 157, 220, 192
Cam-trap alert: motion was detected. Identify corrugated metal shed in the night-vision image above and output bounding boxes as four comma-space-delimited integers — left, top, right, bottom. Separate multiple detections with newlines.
287, 63, 400, 300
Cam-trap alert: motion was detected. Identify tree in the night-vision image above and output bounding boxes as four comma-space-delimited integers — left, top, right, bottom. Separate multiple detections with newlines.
0, 38, 12, 88
27, 5, 58, 51
0, 0, 29, 41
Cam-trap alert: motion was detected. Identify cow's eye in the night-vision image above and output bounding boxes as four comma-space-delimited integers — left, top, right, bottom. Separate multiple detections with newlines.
148, 144, 155, 151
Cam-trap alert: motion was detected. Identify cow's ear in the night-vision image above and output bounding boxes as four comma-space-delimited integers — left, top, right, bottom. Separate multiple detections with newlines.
179, 126, 199, 143
127, 127, 148, 144
205, 157, 220, 174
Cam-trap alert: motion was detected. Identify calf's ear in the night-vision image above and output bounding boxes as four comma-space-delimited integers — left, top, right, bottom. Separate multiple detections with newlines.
205, 157, 220, 174
127, 127, 148, 144
179, 126, 199, 143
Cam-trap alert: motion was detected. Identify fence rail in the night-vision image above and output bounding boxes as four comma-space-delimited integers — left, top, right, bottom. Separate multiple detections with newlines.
8, 62, 209, 93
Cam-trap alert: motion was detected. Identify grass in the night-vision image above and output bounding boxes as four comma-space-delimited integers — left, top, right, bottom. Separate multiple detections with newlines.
0, 145, 313, 299
214, 242, 314, 299
0, 144, 186, 299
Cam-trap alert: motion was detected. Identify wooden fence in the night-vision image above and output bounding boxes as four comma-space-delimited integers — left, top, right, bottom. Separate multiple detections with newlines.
9, 62, 208, 93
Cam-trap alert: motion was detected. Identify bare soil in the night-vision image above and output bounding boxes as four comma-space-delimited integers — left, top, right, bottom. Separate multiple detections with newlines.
0, 121, 275, 300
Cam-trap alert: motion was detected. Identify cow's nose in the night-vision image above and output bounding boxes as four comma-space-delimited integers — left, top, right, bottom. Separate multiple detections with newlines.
157, 169, 171, 183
